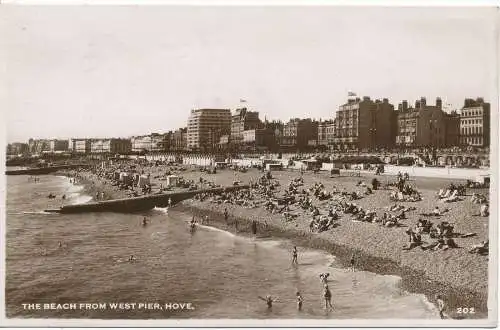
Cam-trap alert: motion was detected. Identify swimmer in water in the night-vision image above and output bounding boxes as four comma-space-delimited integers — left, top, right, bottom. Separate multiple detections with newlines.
258, 295, 279, 309
350, 253, 356, 271
296, 291, 303, 311
62, 194, 66, 200
292, 246, 298, 265
58, 241, 63, 248
319, 273, 330, 284
190, 216, 196, 231
204, 215, 209, 225
129, 255, 136, 262
142, 217, 148, 226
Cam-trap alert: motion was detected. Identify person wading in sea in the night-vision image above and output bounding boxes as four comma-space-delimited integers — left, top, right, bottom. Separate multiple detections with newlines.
224, 208, 229, 223
258, 295, 279, 309
350, 253, 356, 271
323, 284, 333, 310
292, 246, 298, 265
251, 219, 258, 235
436, 295, 446, 319
296, 291, 304, 311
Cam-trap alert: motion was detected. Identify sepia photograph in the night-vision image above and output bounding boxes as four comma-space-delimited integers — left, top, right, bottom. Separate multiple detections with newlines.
1, 2, 498, 327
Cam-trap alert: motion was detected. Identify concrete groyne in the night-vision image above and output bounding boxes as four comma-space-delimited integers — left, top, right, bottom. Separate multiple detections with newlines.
5, 164, 89, 176
44, 185, 249, 214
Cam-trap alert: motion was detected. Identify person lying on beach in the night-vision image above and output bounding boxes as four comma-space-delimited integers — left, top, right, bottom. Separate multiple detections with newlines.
258, 295, 279, 309
468, 240, 489, 255
421, 207, 449, 217
440, 190, 460, 203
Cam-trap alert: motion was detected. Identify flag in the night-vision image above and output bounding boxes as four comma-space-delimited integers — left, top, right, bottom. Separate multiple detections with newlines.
240, 99, 247, 103
348, 92, 356, 97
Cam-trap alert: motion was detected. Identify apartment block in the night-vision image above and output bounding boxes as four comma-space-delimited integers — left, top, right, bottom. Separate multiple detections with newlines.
187, 108, 231, 150
460, 98, 490, 147
230, 108, 262, 145
334, 97, 395, 150
90, 138, 131, 154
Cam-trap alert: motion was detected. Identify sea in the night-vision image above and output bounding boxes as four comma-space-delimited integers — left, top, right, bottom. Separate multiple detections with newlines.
5, 173, 439, 319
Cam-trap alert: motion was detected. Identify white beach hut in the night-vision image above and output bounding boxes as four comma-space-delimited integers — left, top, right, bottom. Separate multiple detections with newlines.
166, 175, 179, 187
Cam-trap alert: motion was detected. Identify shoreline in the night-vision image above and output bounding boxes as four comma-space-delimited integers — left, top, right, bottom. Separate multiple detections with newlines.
173, 201, 488, 319
50, 167, 489, 319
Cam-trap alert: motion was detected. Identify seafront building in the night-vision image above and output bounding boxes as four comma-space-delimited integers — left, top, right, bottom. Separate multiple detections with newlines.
333, 97, 395, 151
395, 97, 460, 148
28, 139, 51, 154
70, 139, 91, 154
90, 138, 132, 154
12, 95, 492, 158
6, 142, 29, 155
230, 108, 262, 145
131, 133, 167, 153
459, 98, 490, 147
49, 139, 69, 153
317, 120, 336, 150
168, 128, 188, 152
187, 108, 231, 151
282, 118, 319, 151
240, 128, 276, 151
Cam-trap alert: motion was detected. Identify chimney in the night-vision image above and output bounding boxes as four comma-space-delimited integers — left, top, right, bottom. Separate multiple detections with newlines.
398, 103, 402, 111
415, 100, 421, 108
402, 100, 408, 111
420, 97, 426, 108
436, 97, 442, 110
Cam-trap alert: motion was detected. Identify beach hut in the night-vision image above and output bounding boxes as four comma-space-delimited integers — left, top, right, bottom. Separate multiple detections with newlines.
137, 175, 150, 188
266, 163, 283, 171
166, 175, 179, 187
303, 159, 321, 171
475, 174, 490, 186
119, 172, 133, 185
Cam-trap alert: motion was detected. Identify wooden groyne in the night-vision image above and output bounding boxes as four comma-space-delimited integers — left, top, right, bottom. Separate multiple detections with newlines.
5, 164, 89, 176
44, 185, 249, 214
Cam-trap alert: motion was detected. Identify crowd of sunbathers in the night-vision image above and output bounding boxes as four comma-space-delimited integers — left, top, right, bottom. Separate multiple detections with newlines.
190, 168, 489, 257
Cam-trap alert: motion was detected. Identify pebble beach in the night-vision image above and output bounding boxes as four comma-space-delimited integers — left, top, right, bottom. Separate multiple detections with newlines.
56, 164, 490, 318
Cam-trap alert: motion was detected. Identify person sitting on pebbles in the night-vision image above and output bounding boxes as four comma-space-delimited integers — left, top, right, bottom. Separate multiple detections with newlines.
402, 228, 422, 250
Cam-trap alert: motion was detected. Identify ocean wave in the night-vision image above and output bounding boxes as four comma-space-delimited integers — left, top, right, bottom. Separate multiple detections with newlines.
196, 223, 237, 238
21, 211, 53, 215
70, 195, 93, 205
153, 206, 169, 214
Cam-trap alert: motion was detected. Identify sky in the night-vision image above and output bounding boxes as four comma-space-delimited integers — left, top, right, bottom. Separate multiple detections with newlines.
1, 5, 498, 143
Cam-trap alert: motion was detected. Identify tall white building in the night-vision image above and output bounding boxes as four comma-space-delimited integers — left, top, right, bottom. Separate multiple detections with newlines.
187, 108, 231, 150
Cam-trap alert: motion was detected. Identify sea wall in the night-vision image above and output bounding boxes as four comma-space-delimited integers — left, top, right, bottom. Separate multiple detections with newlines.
5, 164, 89, 176
45, 185, 249, 214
